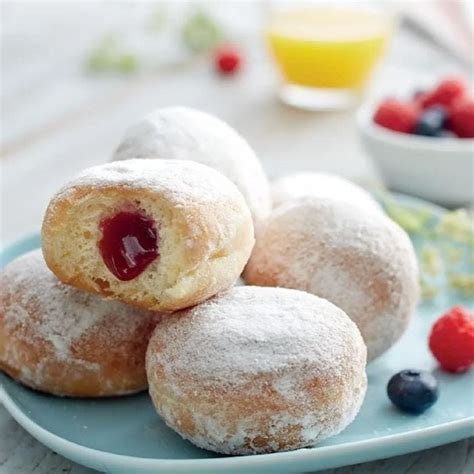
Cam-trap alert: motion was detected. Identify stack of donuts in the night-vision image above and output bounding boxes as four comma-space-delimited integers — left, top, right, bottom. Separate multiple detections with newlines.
0, 107, 418, 455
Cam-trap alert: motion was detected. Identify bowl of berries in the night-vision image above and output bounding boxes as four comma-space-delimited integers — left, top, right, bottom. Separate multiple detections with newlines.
357, 77, 474, 207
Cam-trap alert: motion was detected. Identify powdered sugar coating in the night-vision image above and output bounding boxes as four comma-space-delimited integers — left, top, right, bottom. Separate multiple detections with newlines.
112, 107, 271, 233
150, 287, 359, 381
0, 250, 160, 396
53, 158, 244, 207
244, 197, 419, 361
146, 286, 367, 454
271, 172, 381, 212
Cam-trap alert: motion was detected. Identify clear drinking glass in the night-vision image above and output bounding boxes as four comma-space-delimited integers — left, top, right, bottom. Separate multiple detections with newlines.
266, 7, 395, 110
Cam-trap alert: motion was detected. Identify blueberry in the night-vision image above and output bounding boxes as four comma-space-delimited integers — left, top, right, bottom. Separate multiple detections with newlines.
414, 106, 447, 137
387, 369, 439, 414
434, 129, 456, 138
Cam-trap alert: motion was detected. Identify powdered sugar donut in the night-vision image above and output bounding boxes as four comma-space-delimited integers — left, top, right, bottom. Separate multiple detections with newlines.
244, 198, 419, 361
42, 159, 254, 312
272, 172, 381, 212
0, 250, 160, 397
146, 286, 367, 455
112, 106, 271, 235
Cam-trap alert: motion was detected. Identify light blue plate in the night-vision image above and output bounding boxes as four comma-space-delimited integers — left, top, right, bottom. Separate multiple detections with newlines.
1, 194, 473, 474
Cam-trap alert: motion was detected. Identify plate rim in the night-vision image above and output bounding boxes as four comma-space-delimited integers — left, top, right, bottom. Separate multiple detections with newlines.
1, 382, 473, 473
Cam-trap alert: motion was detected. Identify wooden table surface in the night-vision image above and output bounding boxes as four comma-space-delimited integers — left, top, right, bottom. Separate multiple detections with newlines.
0, 2, 472, 473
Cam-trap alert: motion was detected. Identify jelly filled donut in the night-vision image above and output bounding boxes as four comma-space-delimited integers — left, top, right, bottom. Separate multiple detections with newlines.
146, 286, 367, 455
112, 106, 271, 234
244, 198, 419, 361
272, 172, 381, 212
0, 250, 160, 397
42, 159, 254, 312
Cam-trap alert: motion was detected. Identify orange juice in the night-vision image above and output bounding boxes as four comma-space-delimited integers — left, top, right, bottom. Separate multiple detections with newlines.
267, 8, 393, 90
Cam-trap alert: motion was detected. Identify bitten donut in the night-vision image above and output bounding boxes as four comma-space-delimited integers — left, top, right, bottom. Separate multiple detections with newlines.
244, 198, 419, 361
146, 286, 367, 455
112, 106, 271, 234
42, 159, 254, 312
0, 250, 160, 397
272, 172, 381, 212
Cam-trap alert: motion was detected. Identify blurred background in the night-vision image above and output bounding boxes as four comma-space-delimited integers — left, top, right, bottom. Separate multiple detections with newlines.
0, 3, 473, 473
1, 0, 473, 244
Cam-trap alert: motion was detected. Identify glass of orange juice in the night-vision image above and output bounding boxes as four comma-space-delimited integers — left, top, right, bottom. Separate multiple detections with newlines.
266, 7, 394, 110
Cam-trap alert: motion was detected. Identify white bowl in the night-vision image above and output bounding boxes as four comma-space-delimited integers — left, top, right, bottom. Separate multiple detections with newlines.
357, 104, 474, 207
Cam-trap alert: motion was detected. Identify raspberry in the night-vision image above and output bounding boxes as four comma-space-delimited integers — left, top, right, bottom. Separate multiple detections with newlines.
373, 99, 419, 133
215, 46, 241, 75
429, 306, 474, 373
419, 77, 467, 109
449, 98, 474, 138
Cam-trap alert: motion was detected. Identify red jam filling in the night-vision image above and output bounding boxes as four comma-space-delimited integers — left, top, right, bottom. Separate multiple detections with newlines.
98, 211, 159, 281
